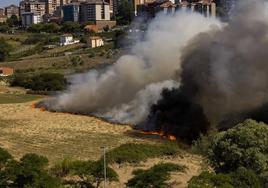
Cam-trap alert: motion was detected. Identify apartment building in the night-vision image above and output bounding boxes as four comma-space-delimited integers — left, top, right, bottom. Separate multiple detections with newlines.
20, 0, 46, 18
62, 3, 80, 22
80, 0, 110, 22
46, 0, 61, 15
5, 5, 20, 18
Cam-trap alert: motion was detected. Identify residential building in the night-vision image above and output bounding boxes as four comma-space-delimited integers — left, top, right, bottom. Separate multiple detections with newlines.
19, 0, 46, 18
60, 34, 80, 45
87, 36, 104, 48
46, 0, 61, 15
80, 0, 110, 23
0, 8, 4, 16
62, 3, 80, 22
0, 15, 7, 23
5, 5, 20, 18
0, 67, 14, 77
61, 0, 72, 5
21, 12, 42, 26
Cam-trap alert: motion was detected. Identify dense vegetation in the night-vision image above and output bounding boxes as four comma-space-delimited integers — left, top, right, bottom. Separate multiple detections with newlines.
10, 73, 67, 92
0, 37, 12, 62
189, 119, 268, 187
126, 163, 186, 188
0, 142, 183, 188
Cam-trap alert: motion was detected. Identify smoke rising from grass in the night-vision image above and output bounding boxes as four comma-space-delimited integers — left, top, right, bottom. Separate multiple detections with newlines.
42, 12, 220, 124
172, 0, 268, 127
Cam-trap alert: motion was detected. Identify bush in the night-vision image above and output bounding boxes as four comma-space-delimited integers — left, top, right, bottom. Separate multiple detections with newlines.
188, 171, 233, 188
208, 119, 268, 174
0, 150, 61, 188
105, 143, 180, 164
188, 168, 261, 188
230, 167, 261, 188
10, 73, 67, 91
126, 163, 185, 188
0, 37, 12, 62
53, 159, 118, 188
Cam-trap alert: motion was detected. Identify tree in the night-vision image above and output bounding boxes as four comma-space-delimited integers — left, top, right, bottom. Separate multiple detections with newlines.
14, 154, 60, 188
71, 160, 118, 188
42, 23, 60, 33
61, 21, 81, 33
188, 168, 261, 188
116, 0, 134, 25
188, 171, 233, 188
7, 15, 19, 27
0, 37, 12, 62
126, 163, 185, 188
27, 23, 44, 33
208, 119, 268, 174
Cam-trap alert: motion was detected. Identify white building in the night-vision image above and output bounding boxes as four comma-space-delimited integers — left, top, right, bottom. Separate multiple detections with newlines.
21, 12, 42, 27
60, 35, 80, 46
87, 36, 104, 48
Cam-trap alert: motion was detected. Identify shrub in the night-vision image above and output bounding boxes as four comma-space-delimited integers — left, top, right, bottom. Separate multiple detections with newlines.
0, 148, 13, 168
57, 160, 118, 188
105, 143, 180, 164
188, 168, 262, 188
230, 167, 261, 188
208, 119, 268, 174
0, 37, 12, 62
188, 171, 233, 188
10, 73, 67, 91
126, 163, 185, 188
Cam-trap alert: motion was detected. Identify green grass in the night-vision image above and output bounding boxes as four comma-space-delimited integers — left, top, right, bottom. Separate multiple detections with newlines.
0, 93, 43, 104
105, 143, 181, 164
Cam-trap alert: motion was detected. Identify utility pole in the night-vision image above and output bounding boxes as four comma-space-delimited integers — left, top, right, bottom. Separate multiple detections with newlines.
101, 146, 107, 188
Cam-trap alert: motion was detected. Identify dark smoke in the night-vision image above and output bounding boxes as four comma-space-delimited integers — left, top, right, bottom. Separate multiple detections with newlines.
147, 0, 268, 139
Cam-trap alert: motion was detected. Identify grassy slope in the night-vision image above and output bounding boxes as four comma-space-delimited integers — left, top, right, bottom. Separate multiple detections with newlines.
0, 93, 43, 104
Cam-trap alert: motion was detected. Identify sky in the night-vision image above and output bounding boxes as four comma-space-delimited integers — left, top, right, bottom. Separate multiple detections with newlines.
0, 0, 19, 8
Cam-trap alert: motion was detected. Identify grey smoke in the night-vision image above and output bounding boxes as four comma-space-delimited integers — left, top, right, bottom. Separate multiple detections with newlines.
180, 0, 268, 126
43, 11, 220, 124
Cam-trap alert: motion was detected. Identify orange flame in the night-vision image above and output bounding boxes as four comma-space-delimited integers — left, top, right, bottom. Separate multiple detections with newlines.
141, 130, 177, 141
40, 107, 46, 112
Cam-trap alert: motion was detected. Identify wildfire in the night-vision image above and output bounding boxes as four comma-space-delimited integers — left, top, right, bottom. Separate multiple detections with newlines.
32, 103, 46, 112
141, 130, 177, 141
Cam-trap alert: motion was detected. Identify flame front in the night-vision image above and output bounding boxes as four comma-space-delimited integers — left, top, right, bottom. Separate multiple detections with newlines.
141, 130, 177, 141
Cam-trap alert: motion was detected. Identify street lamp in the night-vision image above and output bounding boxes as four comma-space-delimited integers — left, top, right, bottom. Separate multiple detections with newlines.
100, 146, 107, 188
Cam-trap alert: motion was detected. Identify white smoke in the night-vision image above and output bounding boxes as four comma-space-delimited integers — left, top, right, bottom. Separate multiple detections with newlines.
45, 11, 221, 124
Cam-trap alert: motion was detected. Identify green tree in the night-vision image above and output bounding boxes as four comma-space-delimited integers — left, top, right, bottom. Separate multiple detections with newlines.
116, 0, 134, 25
208, 119, 268, 174
0, 148, 13, 168
230, 167, 261, 188
0, 37, 12, 62
42, 23, 60, 33
7, 15, 19, 27
14, 154, 60, 188
27, 23, 44, 33
188, 171, 233, 188
71, 160, 118, 188
126, 163, 185, 188
61, 21, 81, 33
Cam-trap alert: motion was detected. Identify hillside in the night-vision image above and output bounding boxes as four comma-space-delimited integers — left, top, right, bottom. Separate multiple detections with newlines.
0, 92, 206, 187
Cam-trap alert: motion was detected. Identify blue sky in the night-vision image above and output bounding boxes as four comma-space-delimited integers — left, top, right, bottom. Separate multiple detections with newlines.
0, 0, 19, 8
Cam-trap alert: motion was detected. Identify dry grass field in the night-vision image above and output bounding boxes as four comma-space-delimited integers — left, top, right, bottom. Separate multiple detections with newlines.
0, 101, 145, 163
0, 90, 205, 187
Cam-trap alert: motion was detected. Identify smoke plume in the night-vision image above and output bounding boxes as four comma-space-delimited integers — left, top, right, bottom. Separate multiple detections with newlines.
42, 11, 220, 124
148, 0, 268, 134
